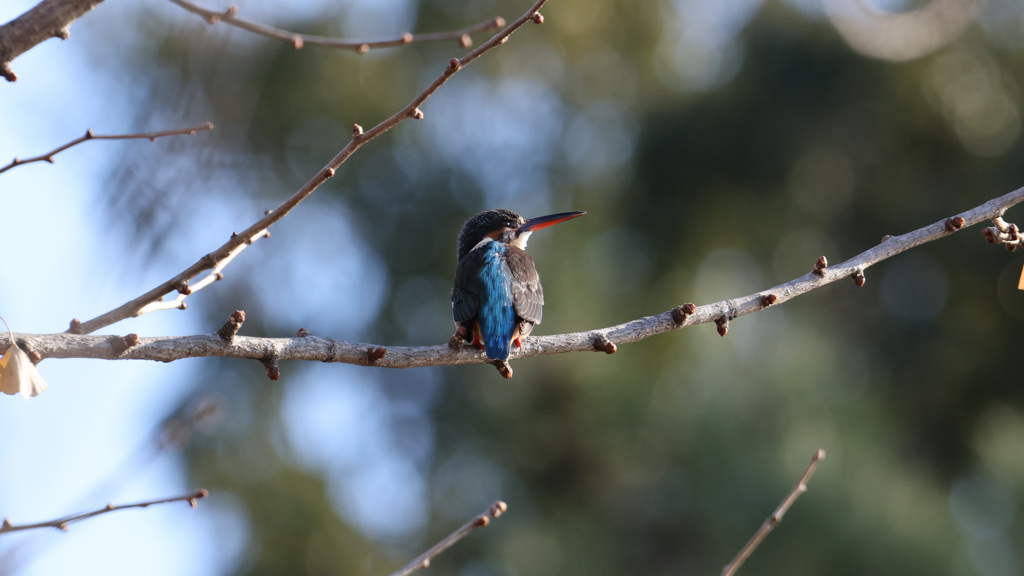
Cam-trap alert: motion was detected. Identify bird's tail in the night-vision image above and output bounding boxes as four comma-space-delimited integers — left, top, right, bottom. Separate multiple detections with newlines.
478, 305, 516, 362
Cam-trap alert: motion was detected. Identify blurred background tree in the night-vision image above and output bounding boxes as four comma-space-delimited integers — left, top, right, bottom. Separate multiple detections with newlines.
3, 0, 1024, 575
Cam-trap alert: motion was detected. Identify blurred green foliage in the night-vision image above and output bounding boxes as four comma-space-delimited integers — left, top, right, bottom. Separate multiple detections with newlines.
95, 0, 1024, 574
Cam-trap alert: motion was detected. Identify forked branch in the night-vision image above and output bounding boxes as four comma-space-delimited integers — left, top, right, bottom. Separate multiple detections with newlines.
169, 0, 504, 52
0, 123, 214, 175
69, 0, 549, 336
0, 489, 208, 534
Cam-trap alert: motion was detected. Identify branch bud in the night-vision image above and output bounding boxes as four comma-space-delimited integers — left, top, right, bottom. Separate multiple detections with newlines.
217, 310, 246, 343
671, 302, 696, 325
366, 346, 387, 364
812, 255, 828, 277
852, 270, 866, 287
716, 317, 729, 337
593, 334, 617, 354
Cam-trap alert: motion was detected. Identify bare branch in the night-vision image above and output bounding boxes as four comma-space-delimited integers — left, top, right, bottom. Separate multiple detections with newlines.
23, 185, 1023, 373
0, 489, 208, 534
71, 0, 549, 336
0, 0, 105, 82
168, 0, 505, 52
722, 450, 826, 576
390, 501, 508, 576
0, 123, 214, 176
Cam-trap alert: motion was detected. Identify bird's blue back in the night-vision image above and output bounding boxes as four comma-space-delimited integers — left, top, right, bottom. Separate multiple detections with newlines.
475, 241, 517, 361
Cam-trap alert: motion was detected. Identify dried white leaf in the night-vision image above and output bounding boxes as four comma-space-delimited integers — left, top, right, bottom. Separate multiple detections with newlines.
0, 319, 48, 400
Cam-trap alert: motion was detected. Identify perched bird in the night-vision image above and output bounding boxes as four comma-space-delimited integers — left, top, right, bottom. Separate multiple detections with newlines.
451, 208, 585, 377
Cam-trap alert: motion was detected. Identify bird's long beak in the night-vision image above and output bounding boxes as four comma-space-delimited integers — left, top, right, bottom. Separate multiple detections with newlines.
518, 211, 586, 232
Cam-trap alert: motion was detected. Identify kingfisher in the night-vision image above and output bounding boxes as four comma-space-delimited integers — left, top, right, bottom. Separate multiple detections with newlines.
451, 208, 585, 378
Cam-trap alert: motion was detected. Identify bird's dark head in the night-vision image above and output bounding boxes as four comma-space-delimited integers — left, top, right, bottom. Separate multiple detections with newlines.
457, 209, 524, 261
456, 209, 586, 261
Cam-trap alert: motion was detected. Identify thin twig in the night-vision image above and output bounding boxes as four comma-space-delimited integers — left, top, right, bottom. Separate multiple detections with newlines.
0, 489, 208, 534
71, 0, 549, 335
27, 185, 1024, 370
722, 450, 826, 576
168, 0, 505, 51
390, 501, 508, 576
0, 123, 214, 175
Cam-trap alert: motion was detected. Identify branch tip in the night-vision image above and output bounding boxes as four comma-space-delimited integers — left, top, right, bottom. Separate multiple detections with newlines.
489, 500, 508, 518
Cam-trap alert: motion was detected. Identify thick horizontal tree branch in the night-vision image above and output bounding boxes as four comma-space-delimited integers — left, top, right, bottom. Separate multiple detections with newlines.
0, 0, 105, 82
69, 0, 549, 336
169, 0, 504, 52
14, 185, 1024, 371
0, 489, 207, 534
0, 122, 213, 175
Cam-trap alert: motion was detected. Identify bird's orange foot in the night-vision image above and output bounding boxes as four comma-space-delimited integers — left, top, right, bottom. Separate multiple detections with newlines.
514, 337, 523, 349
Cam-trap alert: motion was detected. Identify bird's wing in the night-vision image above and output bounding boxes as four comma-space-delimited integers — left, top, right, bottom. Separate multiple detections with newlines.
452, 248, 485, 324
506, 247, 544, 325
